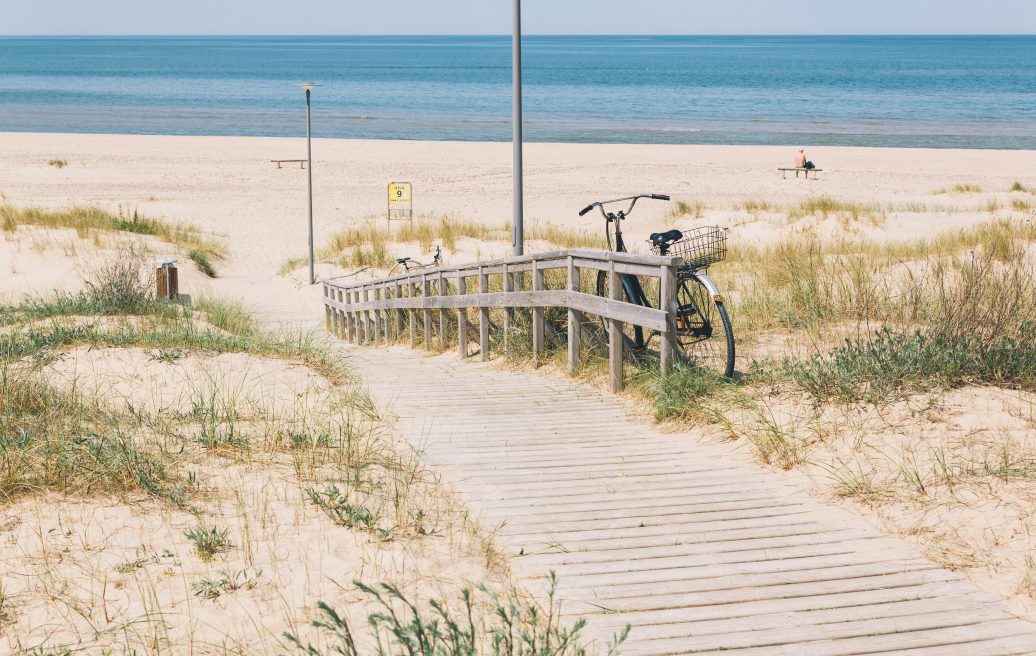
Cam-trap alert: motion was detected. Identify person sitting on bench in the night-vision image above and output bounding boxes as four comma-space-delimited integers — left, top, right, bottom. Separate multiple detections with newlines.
794, 148, 816, 170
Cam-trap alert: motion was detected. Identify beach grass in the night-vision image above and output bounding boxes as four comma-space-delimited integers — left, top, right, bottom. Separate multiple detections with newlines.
284, 215, 603, 274
287, 573, 627, 656
47, 159, 68, 169
0, 204, 226, 276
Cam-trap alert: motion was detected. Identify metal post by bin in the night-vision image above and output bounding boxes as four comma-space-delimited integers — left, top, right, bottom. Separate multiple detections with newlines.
156, 258, 179, 300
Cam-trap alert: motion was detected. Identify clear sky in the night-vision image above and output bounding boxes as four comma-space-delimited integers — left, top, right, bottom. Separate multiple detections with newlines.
3, 0, 1035, 36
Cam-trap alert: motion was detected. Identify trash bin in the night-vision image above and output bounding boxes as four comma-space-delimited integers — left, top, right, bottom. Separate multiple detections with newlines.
156, 258, 179, 300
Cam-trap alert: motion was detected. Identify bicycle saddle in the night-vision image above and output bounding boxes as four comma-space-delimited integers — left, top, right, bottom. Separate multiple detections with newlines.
395, 257, 411, 264
650, 229, 684, 248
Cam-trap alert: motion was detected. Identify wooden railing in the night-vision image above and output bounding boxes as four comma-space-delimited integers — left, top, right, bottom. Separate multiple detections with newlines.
322, 249, 684, 392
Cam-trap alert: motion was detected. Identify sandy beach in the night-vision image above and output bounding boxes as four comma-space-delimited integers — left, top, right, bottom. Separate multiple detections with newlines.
2, 131, 1032, 318
2, 131, 1036, 652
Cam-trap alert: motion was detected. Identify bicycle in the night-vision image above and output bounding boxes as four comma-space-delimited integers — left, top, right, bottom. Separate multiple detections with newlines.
579, 194, 735, 378
389, 245, 442, 276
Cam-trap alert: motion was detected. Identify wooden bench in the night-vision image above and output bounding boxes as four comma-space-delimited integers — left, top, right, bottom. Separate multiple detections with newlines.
271, 159, 306, 169
778, 167, 822, 179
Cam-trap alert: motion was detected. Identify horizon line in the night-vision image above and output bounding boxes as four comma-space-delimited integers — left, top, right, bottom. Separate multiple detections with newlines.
2, 32, 1034, 38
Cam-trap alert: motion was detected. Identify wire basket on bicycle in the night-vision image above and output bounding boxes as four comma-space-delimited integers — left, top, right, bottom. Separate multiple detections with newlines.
650, 226, 727, 269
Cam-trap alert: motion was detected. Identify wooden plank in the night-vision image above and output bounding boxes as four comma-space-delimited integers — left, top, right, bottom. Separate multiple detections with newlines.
342, 346, 1036, 656
324, 290, 668, 333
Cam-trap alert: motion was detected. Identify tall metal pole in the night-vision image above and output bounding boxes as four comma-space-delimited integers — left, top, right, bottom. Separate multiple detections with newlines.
306, 87, 315, 285
512, 0, 524, 256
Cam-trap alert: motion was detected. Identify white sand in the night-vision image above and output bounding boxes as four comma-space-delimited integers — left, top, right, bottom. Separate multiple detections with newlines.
2, 132, 1036, 648
2, 132, 1033, 321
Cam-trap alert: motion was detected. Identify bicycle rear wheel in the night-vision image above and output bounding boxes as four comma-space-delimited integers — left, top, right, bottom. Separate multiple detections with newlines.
673, 276, 735, 378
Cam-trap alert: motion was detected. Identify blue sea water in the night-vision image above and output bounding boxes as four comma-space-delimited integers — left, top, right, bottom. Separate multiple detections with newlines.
0, 35, 1034, 149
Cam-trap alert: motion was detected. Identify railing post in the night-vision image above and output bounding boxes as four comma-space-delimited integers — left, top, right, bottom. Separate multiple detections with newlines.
395, 282, 405, 342
479, 266, 490, 361
422, 274, 433, 351
438, 271, 448, 351
502, 263, 513, 354
456, 274, 468, 359
660, 262, 678, 376
324, 284, 332, 331
567, 257, 580, 375
373, 286, 383, 345
334, 288, 343, 338
607, 261, 624, 392
362, 286, 371, 344
408, 279, 417, 348
349, 289, 359, 343
532, 259, 544, 366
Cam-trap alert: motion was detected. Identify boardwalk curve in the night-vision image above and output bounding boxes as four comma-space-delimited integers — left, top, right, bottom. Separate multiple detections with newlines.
350, 345, 1036, 655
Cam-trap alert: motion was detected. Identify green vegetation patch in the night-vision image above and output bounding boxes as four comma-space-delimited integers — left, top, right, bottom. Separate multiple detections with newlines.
788, 324, 1036, 404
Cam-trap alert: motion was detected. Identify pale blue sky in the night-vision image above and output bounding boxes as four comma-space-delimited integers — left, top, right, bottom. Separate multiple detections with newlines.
4, 0, 1035, 35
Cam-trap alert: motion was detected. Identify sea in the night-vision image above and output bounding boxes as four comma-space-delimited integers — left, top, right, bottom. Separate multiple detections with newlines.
0, 35, 1034, 149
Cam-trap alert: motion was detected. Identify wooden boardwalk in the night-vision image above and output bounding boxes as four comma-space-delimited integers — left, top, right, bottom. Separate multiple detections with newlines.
350, 346, 1036, 655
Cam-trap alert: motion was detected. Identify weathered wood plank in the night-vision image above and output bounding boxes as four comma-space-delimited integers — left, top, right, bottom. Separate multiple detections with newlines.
341, 348, 1036, 654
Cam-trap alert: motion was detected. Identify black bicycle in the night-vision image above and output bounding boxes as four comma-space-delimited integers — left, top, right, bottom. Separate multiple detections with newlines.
388, 245, 442, 276
579, 194, 735, 378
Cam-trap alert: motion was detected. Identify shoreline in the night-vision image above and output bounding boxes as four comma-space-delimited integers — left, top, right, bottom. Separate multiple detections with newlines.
3, 129, 1034, 153
1, 128, 1033, 152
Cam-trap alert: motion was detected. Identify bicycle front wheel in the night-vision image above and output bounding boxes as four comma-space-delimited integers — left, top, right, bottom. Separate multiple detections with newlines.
673, 276, 735, 378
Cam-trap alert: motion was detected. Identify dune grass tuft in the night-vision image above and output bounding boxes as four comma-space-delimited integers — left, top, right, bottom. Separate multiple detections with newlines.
286, 573, 628, 656
668, 199, 705, 220
0, 204, 225, 275
292, 215, 604, 274
48, 159, 68, 169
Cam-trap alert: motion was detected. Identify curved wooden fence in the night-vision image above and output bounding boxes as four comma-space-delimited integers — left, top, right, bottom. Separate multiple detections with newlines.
322, 249, 684, 392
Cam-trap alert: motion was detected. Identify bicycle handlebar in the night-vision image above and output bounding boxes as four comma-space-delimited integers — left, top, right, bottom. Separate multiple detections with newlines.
578, 193, 671, 217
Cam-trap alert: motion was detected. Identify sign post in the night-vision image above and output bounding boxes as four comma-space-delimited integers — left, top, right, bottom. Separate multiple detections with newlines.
387, 182, 413, 226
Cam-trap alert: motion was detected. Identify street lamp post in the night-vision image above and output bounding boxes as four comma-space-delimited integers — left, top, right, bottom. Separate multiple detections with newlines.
299, 83, 322, 284
512, 0, 524, 256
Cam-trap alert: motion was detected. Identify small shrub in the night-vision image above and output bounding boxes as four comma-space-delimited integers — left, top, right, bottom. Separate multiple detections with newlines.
48, 159, 68, 169
184, 524, 233, 561
1009, 181, 1028, 193
80, 243, 155, 313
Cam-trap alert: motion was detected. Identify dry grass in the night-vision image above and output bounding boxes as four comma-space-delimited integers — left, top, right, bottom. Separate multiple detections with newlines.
286, 215, 603, 274
0, 205, 226, 276
0, 261, 537, 650
721, 219, 1036, 334
667, 199, 705, 220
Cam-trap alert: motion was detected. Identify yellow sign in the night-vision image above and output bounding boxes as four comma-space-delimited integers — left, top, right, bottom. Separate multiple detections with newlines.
388, 182, 412, 208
